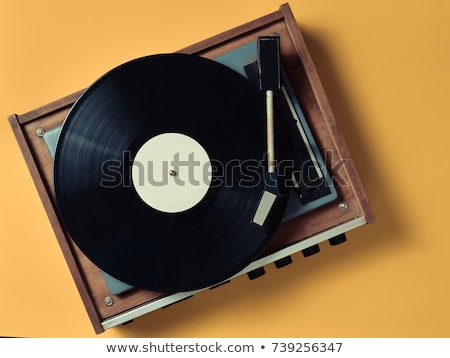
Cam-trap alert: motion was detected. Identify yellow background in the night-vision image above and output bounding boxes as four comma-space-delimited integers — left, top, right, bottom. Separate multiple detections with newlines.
1, 0, 449, 338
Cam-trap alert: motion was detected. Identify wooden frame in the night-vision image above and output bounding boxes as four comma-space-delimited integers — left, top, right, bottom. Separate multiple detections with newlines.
7, 3, 374, 334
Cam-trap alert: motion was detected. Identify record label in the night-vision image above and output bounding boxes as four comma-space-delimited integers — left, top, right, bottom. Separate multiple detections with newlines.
132, 132, 212, 213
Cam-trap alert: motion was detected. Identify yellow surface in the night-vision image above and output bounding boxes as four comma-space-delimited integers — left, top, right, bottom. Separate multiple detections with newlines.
1, 0, 449, 338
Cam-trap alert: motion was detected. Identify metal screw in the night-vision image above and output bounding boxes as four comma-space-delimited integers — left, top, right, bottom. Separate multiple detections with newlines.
339, 201, 349, 211
36, 128, 45, 137
104, 296, 114, 306
169, 169, 177, 176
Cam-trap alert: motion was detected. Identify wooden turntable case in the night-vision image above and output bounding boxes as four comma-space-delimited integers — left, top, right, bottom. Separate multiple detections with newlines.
7, 3, 374, 333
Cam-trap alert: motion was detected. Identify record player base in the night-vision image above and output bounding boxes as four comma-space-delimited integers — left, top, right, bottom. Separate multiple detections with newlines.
7, 3, 374, 333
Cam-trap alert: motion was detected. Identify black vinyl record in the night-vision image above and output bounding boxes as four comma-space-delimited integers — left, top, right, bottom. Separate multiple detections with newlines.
54, 53, 285, 292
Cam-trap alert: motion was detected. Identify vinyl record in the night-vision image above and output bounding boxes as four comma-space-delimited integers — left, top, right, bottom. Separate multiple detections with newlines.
54, 53, 286, 292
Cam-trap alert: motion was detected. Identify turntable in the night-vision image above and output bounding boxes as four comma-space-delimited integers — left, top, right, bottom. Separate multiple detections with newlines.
7, 3, 374, 333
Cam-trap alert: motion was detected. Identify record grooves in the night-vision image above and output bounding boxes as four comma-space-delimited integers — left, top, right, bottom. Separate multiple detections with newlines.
54, 54, 287, 292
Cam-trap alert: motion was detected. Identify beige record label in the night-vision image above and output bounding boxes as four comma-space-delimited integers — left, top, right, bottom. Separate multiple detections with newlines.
132, 132, 212, 213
